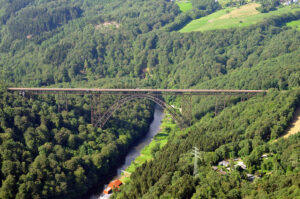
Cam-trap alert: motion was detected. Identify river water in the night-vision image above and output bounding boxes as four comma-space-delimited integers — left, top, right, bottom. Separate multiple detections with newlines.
90, 105, 164, 199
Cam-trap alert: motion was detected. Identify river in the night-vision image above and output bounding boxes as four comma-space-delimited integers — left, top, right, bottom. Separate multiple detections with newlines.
90, 105, 164, 199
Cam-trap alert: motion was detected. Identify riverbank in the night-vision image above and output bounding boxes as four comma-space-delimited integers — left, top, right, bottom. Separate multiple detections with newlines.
89, 105, 164, 199
120, 111, 178, 184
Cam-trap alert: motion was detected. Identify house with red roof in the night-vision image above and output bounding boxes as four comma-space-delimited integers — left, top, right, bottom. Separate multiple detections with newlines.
103, 179, 123, 194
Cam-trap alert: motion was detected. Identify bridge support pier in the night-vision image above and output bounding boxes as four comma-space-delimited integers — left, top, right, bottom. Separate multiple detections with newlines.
215, 95, 232, 116
56, 94, 69, 112
91, 95, 102, 127
181, 95, 193, 126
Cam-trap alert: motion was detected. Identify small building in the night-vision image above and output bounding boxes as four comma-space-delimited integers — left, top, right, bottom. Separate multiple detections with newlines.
246, 174, 260, 181
234, 161, 247, 170
283, 0, 292, 5
247, 174, 255, 181
217, 170, 227, 175
218, 160, 230, 167
103, 179, 123, 194
103, 186, 112, 195
261, 154, 268, 159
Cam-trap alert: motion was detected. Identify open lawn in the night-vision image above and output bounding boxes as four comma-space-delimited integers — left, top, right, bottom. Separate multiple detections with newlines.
220, 3, 260, 19
179, 3, 300, 32
218, 0, 253, 7
176, 1, 193, 12
286, 19, 300, 30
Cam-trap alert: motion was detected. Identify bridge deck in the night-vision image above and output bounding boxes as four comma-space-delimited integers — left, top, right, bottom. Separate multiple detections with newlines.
7, 88, 267, 95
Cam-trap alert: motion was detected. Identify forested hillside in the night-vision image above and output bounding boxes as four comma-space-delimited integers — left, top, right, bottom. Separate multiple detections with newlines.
1, 6, 300, 89
114, 90, 300, 199
0, 86, 154, 198
0, 0, 299, 198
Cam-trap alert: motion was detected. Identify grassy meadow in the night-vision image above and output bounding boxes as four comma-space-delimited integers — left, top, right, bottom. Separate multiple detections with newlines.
176, 1, 193, 12
179, 3, 300, 32
286, 19, 300, 30
120, 112, 178, 184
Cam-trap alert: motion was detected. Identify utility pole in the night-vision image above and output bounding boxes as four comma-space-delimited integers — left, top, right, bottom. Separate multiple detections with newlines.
192, 147, 203, 177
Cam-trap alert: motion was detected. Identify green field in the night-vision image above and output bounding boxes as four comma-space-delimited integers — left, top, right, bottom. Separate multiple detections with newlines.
217, 0, 254, 7
286, 19, 300, 30
176, 1, 193, 12
121, 112, 178, 184
180, 4, 300, 32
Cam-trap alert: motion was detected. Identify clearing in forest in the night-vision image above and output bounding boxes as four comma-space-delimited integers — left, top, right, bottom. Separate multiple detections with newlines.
176, 1, 193, 12
282, 107, 300, 139
219, 3, 260, 19
179, 3, 300, 32
286, 19, 300, 30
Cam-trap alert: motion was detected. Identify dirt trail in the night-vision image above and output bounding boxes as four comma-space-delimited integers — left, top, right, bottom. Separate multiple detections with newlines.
282, 107, 300, 139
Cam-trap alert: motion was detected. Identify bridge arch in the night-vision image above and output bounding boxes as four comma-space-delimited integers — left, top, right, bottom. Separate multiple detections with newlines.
94, 94, 186, 129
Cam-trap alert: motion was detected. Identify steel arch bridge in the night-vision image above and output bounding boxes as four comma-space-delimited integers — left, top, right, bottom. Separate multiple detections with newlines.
93, 94, 185, 128
8, 88, 267, 129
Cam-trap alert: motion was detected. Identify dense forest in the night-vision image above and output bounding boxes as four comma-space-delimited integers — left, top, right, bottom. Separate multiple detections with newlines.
114, 89, 300, 198
0, 0, 299, 198
0, 86, 154, 198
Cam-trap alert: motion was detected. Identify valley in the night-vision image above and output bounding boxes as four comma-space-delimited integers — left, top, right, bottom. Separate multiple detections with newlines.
0, 0, 299, 198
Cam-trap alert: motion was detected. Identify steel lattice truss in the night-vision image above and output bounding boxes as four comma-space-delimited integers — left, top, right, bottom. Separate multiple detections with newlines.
8, 88, 267, 129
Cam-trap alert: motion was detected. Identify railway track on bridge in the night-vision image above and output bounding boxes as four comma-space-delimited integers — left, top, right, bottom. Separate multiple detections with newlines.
7, 88, 267, 95
8, 88, 268, 129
